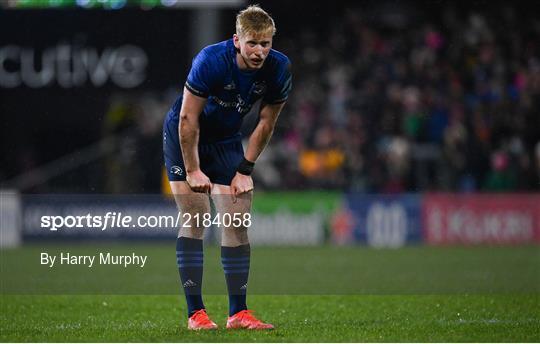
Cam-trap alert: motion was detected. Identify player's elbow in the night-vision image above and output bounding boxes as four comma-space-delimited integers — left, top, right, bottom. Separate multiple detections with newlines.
179, 110, 190, 122
179, 111, 198, 127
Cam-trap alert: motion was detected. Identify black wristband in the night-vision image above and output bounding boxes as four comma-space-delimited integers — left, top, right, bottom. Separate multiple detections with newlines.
237, 157, 255, 176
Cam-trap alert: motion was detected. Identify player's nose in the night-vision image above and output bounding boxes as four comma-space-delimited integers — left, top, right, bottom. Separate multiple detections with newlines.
254, 46, 264, 57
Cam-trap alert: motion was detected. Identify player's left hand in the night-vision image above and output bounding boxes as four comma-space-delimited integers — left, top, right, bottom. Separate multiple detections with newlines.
230, 173, 253, 203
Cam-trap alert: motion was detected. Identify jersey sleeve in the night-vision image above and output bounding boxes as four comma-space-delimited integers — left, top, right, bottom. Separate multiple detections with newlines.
184, 49, 218, 98
263, 58, 292, 104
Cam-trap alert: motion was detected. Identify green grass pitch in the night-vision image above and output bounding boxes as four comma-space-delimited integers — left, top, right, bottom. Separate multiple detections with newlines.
1, 244, 539, 342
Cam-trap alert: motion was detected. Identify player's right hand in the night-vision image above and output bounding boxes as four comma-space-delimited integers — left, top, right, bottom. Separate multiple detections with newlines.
186, 169, 213, 194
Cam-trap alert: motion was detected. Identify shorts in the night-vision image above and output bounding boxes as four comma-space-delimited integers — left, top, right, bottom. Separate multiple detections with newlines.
163, 114, 244, 186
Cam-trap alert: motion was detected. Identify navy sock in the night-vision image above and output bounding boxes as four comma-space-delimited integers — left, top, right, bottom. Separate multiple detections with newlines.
221, 244, 250, 316
176, 237, 205, 317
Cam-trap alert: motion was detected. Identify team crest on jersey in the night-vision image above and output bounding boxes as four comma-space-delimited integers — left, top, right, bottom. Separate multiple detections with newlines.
252, 81, 267, 96
170, 166, 183, 176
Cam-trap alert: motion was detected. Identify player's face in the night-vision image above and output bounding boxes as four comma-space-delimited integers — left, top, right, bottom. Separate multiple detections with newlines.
234, 31, 273, 70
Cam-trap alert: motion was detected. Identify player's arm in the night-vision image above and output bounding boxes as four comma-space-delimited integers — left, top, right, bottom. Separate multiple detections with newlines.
230, 101, 285, 199
245, 101, 285, 162
179, 87, 212, 193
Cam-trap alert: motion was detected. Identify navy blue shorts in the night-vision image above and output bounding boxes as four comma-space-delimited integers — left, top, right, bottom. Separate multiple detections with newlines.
163, 114, 244, 186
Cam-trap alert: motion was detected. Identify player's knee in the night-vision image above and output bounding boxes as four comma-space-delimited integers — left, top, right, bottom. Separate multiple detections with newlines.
178, 227, 204, 240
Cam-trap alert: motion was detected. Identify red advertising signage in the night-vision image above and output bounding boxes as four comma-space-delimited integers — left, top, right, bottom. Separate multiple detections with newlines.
423, 194, 540, 245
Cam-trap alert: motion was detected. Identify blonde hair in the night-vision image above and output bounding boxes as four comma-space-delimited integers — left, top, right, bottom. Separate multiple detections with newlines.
236, 5, 276, 37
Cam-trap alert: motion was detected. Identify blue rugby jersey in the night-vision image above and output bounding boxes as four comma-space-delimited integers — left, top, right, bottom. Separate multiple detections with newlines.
168, 39, 292, 144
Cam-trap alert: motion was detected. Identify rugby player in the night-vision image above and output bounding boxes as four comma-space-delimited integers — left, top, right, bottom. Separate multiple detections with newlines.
162, 5, 292, 330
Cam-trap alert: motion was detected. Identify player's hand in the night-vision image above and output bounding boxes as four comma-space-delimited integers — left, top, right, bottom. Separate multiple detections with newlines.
230, 173, 253, 203
186, 169, 213, 194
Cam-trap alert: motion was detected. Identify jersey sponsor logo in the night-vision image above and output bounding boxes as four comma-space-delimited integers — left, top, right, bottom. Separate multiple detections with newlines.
170, 166, 183, 176
211, 94, 253, 115
211, 96, 236, 108
212, 81, 267, 114
235, 95, 250, 114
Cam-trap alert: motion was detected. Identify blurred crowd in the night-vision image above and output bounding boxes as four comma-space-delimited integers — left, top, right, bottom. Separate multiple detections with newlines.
253, 4, 540, 192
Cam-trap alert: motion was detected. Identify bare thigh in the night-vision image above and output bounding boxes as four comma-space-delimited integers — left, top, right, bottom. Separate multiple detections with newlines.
170, 181, 211, 239
211, 184, 252, 247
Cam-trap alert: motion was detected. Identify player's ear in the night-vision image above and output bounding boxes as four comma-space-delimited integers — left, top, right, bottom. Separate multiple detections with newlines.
233, 34, 241, 49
